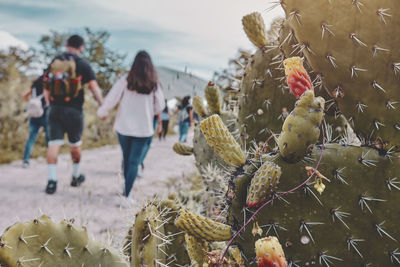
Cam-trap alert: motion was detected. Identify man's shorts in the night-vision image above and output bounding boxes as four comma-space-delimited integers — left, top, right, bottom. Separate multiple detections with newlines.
47, 105, 84, 147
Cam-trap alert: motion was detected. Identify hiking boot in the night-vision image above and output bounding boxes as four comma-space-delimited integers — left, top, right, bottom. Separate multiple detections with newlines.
22, 160, 29, 168
45, 180, 57, 194
71, 174, 85, 187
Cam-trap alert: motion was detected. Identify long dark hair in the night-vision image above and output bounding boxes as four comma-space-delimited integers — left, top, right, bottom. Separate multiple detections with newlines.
181, 95, 190, 109
127, 51, 158, 94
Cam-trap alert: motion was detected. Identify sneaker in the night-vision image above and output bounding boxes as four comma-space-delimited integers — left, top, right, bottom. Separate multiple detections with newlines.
71, 174, 85, 187
45, 180, 57, 194
22, 160, 29, 168
137, 166, 144, 178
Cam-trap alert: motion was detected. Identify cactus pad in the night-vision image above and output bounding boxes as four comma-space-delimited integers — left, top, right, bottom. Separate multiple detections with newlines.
205, 82, 222, 115
185, 233, 208, 266
242, 12, 268, 49
193, 96, 208, 118
173, 142, 194, 156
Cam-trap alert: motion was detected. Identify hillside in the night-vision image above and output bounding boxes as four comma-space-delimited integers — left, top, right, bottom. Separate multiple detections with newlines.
156, 66, 208, 99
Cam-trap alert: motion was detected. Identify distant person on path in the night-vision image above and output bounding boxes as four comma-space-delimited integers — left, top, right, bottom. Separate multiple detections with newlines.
159, 100, 170, 140
21, 75, 49, 168
97, 51, 165, 198
177, 95, 193, 142
43, 35, 104, 194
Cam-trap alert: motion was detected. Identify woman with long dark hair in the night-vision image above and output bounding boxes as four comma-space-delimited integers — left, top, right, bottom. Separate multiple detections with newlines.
97, 51, 165, 198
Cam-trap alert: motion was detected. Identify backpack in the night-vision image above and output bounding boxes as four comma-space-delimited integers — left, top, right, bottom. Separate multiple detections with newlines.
26, 94, 44, 118
43, 54, 82, 104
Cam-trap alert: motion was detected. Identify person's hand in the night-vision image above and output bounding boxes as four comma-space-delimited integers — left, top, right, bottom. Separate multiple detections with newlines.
100, 114, 109, 120
22, 92, 30, 101
158, 125, 163, 134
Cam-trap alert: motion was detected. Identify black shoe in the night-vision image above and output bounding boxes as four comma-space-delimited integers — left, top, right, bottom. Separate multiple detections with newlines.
71, 174, 85, 187
45, 180, 57, 194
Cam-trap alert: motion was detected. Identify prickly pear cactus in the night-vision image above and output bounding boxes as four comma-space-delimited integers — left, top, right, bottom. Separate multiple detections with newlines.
185, 233, 209, 266
228, 144, 400, 266
239, 12, 297, 145
281, 0, 400, 149
173, 142, 193, 156
126, 200, 189, 267
0, 215, 128, 267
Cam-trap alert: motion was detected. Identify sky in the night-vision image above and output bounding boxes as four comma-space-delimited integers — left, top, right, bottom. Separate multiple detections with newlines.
0, 0, 285, 79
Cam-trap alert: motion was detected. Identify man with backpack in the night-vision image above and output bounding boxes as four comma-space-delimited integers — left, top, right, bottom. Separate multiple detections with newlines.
43, 35, 104, 194
22, 74, 49, 168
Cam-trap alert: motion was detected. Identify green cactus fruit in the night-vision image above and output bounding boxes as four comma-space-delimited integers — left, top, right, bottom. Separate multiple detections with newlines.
242, 12, 268, 49
228, 144, 400, 266
175, 209, 232, 241
185, 233, 208, 266
193, 111, 239, 171
278, 90, 325, 162
193, 96, 208, 118
205, 81, 222, 115
247, 161, 282, 208
0, 215, 127, 267
200, 114, 246, 167
173, 142, 194, 156
281, 0, 400, 150
238, 42, 296, 145
130, 204, 166, 267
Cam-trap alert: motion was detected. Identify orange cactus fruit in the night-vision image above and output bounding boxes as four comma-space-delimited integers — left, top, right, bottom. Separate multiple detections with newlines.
255, 236, 288, 267
283, 57, 313, 99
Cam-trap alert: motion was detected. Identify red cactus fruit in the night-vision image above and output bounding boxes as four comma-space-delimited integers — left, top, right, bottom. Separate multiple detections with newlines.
284, 57, 314, 99
255, 236, 288, 267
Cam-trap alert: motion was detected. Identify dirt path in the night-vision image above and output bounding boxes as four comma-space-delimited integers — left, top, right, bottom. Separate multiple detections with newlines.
0, 133, 195, 247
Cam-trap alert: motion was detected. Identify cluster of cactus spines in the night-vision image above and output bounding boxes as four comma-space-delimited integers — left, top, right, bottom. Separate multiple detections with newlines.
246, 161, 282, 208
172, 142, 193, 156
242, 12, 269, 49
255, 236, 287, 267
200, 114, 246, 167
0, 214, 128, 267
126, 200, 190, 266
175, 209, 232, 242
280, 0, 400, 150
185, 233, 209, 266
238, 12, 298, 145
205, 81, 222, 115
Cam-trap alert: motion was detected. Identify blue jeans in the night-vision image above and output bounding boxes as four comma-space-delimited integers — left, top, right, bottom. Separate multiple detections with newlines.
23, 113, 49, 161
118, 133, 152, 197
139, 118, 158, 168
179, 121, 190, 142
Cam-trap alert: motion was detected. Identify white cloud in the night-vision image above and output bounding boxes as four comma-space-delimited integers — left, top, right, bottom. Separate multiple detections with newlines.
0, 31, 29, 50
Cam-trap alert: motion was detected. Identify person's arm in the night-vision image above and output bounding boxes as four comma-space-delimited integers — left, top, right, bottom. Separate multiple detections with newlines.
88, 80, 104, 106
156, 114, 162, 133
43, 89, 50, 107
97, 77, 125, 119
21, 88, 32, 101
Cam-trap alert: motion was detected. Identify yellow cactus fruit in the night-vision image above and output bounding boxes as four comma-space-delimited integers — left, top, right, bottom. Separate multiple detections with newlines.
173, 142, 194, 156
200, 114, 246, 167
255, 236, 288, 267
193, 96, 208, 118
175, 209, 232, 241
205, 81, 222, 115
185, 233, 208, 266
242, 12, 268, 49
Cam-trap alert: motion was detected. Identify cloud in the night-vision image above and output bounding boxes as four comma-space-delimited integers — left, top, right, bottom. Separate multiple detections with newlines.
0, 31, 29, 50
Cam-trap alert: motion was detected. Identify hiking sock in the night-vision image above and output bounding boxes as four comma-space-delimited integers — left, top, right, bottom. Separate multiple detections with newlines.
72, 163, 80, 178
48, 164, 57, 181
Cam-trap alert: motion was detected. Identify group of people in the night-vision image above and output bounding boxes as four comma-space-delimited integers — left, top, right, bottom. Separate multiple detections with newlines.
22, 34, 194, 199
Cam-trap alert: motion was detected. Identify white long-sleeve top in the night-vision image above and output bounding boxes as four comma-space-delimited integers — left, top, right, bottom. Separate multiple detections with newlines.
97, 74, 165, 137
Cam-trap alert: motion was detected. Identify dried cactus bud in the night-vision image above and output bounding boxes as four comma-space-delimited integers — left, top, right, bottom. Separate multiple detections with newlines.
173, 142, 194, 156
185, 234, 208, 266
175, 209, 232, 241
283, 57, 313, 98
205, 82, 222, 115
200, 114, 246, 167
193, 96, 208, 118
247, 161, 282, 208
255, 236, 288, 267
242, 12, 268, 49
